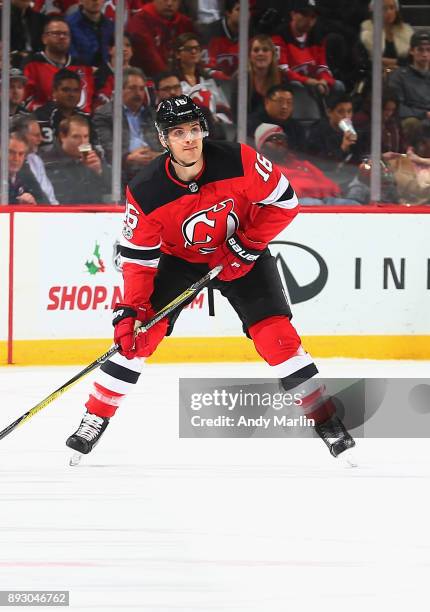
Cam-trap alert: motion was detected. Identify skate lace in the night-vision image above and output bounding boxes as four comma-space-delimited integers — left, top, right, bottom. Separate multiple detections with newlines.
76, 414, 104, 441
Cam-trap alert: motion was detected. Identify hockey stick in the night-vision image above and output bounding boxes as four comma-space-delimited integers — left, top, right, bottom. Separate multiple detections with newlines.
0, 265, 223, 441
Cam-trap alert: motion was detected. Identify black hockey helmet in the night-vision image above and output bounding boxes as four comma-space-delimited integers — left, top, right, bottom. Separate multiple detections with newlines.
155, 95, 209, 142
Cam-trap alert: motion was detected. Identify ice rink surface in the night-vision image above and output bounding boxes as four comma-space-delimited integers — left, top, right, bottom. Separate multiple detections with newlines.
0, 358, 430, 611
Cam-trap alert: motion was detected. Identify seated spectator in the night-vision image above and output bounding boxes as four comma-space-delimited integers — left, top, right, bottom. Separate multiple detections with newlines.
360, 0, 413, 74
43, 115, 111, 204
93, 67, 163, 184
272, 0, 344, 98
127, 0, 194, 76
201, 0, 239, 78
255, 122, 342, 205
389, 31, 430, 146
8, 132, 48, 204
8, 69, 29, 117
354, 89, 406, 154
231, 34, 285, 116
34, 69, 98, 151
384, 123, 430, 204
94, 33, 134, 109
171, 33, 232, 123
307, 93, 368, 199
305, 1, 364, 90
12, 114, 59, 204
23, 16, 95, 112
11, 0, 46, 68
153, 70, 226, 139
66, 0, 114, 67
248, 85, 305, 152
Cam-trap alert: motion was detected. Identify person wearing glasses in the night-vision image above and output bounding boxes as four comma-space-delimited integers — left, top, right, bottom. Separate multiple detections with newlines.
154, 70, 227, 139
23, 16, 95, 112
171, 33, 232, 124
247, 85, 305, 154
127, 0, 195, 76
66, 94, 355, 463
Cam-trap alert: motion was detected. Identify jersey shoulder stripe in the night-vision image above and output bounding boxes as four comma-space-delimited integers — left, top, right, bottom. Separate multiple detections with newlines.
127, 140, 245, 216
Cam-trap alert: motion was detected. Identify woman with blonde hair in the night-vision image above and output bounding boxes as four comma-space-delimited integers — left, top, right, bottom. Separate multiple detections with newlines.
231, 34, 284, 116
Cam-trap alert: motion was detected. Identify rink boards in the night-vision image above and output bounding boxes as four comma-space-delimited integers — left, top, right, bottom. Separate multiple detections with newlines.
1, 208, 430, 364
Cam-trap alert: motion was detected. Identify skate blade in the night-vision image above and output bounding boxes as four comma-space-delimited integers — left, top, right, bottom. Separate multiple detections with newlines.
69, 452, 83, 467
340, 448, 358, 468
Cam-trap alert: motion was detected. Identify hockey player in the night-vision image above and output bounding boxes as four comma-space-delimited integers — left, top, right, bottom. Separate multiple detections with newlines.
66, 95, 355, 460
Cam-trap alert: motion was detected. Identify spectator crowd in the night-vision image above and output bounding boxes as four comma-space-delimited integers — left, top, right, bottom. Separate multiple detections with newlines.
3, 0, 430, 205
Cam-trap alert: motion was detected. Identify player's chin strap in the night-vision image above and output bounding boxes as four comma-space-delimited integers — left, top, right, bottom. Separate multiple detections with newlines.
170, 152, 199, 168
160, 131, 207, 168
162, 142, 200, 168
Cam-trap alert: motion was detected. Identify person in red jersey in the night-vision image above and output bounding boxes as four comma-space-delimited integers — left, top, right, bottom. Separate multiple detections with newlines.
66, 95, 355, 461
23, 16, 95, 112
126, 0, 195, 77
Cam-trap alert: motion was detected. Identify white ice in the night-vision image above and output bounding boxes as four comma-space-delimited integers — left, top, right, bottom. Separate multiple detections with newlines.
0, 359, 430, 612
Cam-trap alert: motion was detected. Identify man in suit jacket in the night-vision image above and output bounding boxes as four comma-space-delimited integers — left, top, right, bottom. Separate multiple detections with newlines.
93, 67, 163, 185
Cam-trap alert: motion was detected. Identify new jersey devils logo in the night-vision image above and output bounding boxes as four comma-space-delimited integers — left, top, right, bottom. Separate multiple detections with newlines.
182, 199, 239, 254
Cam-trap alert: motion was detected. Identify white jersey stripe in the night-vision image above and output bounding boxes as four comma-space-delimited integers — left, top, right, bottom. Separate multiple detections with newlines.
121, 257, 159, 268
120, 236, 162, 250
257, 174, 299, 210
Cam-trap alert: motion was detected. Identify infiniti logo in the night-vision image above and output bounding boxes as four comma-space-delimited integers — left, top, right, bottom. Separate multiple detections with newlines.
270, 241, 328, 304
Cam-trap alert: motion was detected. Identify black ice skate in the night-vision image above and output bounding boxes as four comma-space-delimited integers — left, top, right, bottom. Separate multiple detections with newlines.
315, 414, 355, 458
66, 412, 110, 463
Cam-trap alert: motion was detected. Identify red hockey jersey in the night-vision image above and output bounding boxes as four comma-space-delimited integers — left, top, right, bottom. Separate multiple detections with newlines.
206, 19, 238, 77
279, 159, 340, 199
119, 140, 299, 304
23, 52, 95, 112
126, 3, 195, 76
272, 27, 335, 86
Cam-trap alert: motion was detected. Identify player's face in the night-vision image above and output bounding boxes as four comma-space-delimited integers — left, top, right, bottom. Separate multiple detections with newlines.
165, 121, 204, 165
53, 78, 81, 110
